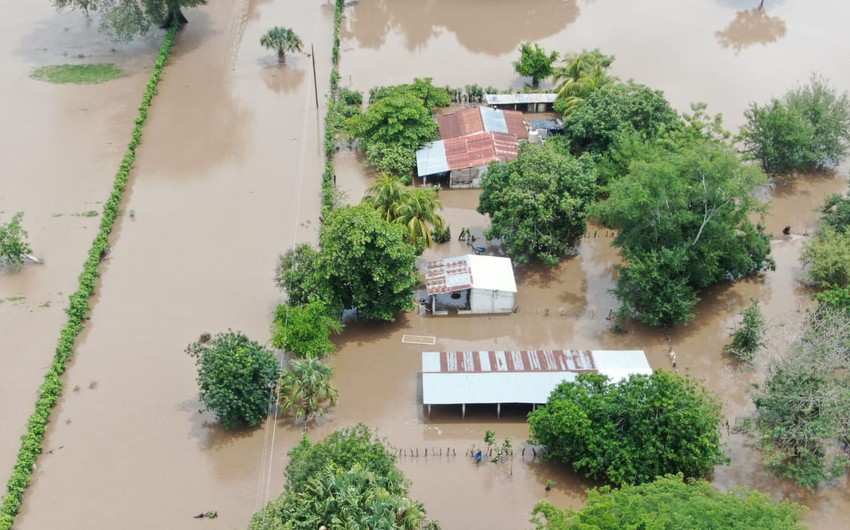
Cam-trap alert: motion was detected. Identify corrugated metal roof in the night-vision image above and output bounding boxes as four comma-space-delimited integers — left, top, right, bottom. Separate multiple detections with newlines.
503, 109, 529, 139
425, 254, 516, 295
479, 106, 509, 134
437, 107, 484, 139
415, 140, 449, 177
484, 93, 558, 105
421, 350, 652, 405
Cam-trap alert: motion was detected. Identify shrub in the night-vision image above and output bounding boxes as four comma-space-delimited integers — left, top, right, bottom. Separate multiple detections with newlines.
724, 300, 766, 364
0, 212, 32, 266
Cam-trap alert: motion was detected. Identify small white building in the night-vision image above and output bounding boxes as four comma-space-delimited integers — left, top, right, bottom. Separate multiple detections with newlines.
421, 349, 653, 417
424, 255, 517, 315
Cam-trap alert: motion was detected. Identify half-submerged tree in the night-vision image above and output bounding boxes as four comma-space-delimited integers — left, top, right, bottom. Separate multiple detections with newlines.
185, 331, 279, 430
531, 474, 805, 530
363, 175, 446, 251
724, 299, 767, 364
0, 212, 33, 267
53, 0, 208, 39
278, 357, 338, 427
513, 42, 558, 87
259, 26, 303, 64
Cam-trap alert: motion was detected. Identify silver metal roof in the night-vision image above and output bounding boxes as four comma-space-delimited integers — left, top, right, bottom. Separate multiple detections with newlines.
479, 106, 509, 134
484, 93, 558, 105
415, 140, 449, 177
421, 349, 652, 405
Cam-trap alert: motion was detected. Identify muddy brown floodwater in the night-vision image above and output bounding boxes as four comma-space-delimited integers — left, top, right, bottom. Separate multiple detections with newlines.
3, 0, 850, 529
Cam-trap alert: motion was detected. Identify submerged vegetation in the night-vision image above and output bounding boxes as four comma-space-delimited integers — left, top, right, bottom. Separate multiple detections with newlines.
30, 63, 124, 84
0, 213, 32, 266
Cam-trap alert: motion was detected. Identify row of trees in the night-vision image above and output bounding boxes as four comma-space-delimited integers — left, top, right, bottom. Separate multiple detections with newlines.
249, 425, 440, 529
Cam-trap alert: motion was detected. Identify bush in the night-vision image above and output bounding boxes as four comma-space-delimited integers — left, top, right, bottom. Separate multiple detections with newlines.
185, 331, 279, 430
0, 212, 32, 266
724, 300, 766, 363
431, 223, 451, 244
800, 226, 850, 288
528, 371, 727, 486
0, 25, 178, 530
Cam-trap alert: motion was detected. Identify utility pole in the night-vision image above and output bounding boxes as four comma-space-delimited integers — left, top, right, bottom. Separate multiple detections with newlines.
311, 43, 319, 109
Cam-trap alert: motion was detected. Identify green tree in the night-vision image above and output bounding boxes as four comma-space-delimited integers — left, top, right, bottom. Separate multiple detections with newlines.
819, 192, 850, 231
528, 372, 727, 486
553, 49, 616, 116
800, 226, 850, 288
53, 0, 207, 40
595, 138, 771, 326
369, 78, 451, 109
560, 81, 681, 157
530, 475, 805, 530
724, 299, 767, 364
363, 177, 447, 250
278, 357, 338, 426
478, 142, 597, 265
363, 175, 409, 222
740, 75, 850, 175
513, 42, 558, 87
274, 243, 319, 305
0, 212, 33, 266
745, 306, 850, 489
313, 204, 418, 321
349, 88, 439, 175
271, 301, 343, 359
250, 425, 440, 529
260, 26, 303, 63
185, 331, 279, 430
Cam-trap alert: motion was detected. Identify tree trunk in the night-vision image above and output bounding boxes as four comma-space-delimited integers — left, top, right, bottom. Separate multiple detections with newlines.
278, 50, 286, 63
161, 7, 189, 30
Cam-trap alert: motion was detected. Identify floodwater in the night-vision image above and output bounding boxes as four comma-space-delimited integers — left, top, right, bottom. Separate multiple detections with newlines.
2, 0, 850, 529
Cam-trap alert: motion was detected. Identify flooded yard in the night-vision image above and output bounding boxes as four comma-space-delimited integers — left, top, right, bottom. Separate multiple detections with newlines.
2, 0, 850, 529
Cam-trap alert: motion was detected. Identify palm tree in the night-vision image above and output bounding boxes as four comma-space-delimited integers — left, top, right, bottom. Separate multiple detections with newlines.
260, 26, 303, 64
553, 50, 617, 115
278, 357, 338, 427
363, 175, 408, 222
393, 187, 445, 250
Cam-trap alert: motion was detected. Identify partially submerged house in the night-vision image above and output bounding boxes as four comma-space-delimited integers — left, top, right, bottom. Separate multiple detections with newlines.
424, 254, 517, 315
417, 106, 527, 187
484, 93, 558, 112
421, 349, 653, 417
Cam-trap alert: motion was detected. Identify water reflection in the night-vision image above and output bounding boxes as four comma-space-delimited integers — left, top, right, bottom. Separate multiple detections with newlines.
716, 0, 787, 52
342, 0, 581, 55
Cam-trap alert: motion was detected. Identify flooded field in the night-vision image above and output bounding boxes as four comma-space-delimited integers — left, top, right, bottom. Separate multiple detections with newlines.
2, 0, 850, 529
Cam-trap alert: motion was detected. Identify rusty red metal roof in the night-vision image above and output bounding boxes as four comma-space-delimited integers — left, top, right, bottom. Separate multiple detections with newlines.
430, 350, 598, 374
442, 132, 518, 171
437, 107, 484, 139
502, 109, 528, 139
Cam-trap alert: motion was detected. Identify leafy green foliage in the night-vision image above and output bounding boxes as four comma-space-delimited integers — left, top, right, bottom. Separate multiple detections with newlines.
513, 42, 558, 86
595, 138, 771, 326
363, 176, 446, 251
350, 80, 445, 175
30, 63, 124, 84
553, 49, 616, 116
0, 27, 177, 529
260, 26, 303, 63
0, 213, 32, 266
801, 226, 850, 288
478, 142, 597, 265
250, 425, 440, 529
816, 285, 850, 310
820, 192, 850, 230
561, 82, 681, 158
314, 205, 418, 321
185, 331, 279, 430
278, 357, 338, 425
271, 301, 343, 359
528, 372, 727, 486
746, 305, 850, 489
725, 300, 767, 364
274, 243, 320, 305
530, 475, 805, 530
53, 0, 207, 39
740, 75, 850, 175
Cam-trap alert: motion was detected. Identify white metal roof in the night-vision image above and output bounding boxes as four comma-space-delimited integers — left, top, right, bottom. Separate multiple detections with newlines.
421, 350, 652, 405
416, 140, 449, 177
425, 255, 517, 295
484, 93, 557, 105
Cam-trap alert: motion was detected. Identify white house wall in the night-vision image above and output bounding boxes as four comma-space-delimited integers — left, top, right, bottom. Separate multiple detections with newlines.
467, 288, 515, 314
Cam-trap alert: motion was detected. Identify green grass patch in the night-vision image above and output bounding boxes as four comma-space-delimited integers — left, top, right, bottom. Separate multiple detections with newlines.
31, 63, 124, 85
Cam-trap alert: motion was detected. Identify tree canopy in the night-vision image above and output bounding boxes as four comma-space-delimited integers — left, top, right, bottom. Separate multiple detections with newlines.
260, 26, 303, 63
184, 331, 278, 430
270, 301, 342, 359
317, 204, 418, 321
54, 0, 207, 40
274, 243, 319, 306
0, 212, 32, 267
278, 357, 338, 426
478, 142, 597, 265
745, 305, 850, 489
528, 372, 727, 486
363, 176, 446, 251
594, 137, 771, 326
249, 425, 439, 530
553, 49, 616, 116
513, 42, 558, 87
530, 475, 805, 530
740, 75, 850, 175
